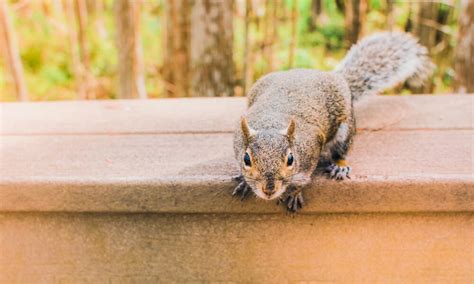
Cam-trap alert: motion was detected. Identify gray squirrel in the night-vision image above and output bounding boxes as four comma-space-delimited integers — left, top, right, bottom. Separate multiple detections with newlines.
232, 32, 434, 212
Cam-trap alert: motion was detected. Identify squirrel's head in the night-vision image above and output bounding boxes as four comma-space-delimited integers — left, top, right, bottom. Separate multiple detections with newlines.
238, 117, 298, 200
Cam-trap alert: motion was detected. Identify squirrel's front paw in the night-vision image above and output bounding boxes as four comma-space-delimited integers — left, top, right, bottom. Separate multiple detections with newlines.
326, 162, 352, 180
281, 187, 304, 212
232, 177, 251, 200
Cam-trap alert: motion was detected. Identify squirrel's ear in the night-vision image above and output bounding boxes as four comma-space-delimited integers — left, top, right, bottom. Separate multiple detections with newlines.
281, 118, 296, 142
241, 116, 256, 142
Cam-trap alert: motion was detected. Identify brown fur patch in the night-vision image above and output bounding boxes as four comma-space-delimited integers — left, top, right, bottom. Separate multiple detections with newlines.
336, 159, 348, 167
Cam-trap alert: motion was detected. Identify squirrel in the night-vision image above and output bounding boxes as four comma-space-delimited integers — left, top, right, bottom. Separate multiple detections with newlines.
232, 32, 434, 212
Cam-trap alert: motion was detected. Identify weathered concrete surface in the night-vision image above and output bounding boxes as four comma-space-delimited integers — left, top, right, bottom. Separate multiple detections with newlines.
1, 95, 473, 134
1, 213, 472, 283
0, 131, 472, 213
0, 95, 473, 282
0, 95, 473, 212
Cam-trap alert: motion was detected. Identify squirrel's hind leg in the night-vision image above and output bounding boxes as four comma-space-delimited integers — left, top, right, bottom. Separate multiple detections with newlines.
324, 122, 355, 180
327, 160, 352, 180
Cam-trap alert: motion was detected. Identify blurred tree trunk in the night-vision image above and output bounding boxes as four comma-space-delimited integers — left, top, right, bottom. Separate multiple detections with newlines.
309, 0, 322, 31
95, 1, 107, 39
410, 1, 439, 93
52, 0, 63, 15
335, 0, 345, 14
243, 0, 252, 96
65, 0, 86, 99
454, 0, 474, 93
114, 0, 147, 99
269, 0, 278, 72
385, 0, 394, 31
288, 0, 298, 68
434, 5, 451, 46
88, 0, 108, 39
344, 0, 366, 47
263, 0, 278, 73
415, 2, 438, 50
75, 0, 94, 99
41, 0, 53, 16
163, 0, 190, 97
405, 2, 413, 32
189, 0, 234, 97
164, 0, 234, 97
0, 0, 28, 101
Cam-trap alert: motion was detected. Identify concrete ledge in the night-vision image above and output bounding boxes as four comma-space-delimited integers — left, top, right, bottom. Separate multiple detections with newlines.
1, 95, 473, 213
1, 177, 472, 213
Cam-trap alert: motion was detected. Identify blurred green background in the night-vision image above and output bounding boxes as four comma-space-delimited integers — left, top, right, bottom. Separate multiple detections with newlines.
0, 0, 463, 101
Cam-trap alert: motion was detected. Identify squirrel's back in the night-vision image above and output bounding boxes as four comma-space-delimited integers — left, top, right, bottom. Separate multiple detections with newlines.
245, 69, 350, 131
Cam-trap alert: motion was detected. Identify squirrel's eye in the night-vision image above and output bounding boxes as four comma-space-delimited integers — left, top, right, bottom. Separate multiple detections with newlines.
244, 152, 252, 167
287, 153, 294, 167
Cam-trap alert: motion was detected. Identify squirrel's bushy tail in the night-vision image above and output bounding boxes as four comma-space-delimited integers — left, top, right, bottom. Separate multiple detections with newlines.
336, 32, 434, 101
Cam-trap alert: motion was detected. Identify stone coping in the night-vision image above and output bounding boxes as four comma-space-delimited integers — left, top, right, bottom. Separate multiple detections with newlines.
0, 95, 473, 213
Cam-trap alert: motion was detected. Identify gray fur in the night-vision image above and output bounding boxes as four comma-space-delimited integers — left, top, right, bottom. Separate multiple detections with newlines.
233, 32, 433, 209
336, 32, 434, 100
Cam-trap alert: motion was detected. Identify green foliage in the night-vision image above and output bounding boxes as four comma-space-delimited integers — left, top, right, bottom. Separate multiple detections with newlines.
21, 46, 43, 73
41, 65, 69, 84
369, 0, 383, 11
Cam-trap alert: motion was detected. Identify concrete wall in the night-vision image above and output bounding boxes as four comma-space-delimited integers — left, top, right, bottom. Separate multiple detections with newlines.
1, 213, 472, 283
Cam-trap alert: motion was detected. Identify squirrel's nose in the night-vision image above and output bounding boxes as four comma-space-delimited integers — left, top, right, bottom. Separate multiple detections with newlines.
262, 187, 274, 195
262, 179, 275, 195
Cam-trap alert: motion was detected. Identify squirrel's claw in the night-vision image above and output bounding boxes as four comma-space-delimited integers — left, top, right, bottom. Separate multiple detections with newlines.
232, 180, 251, 200
326, 163, 352, 181
231, 174, 243, 182
283, 189, 304, 212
